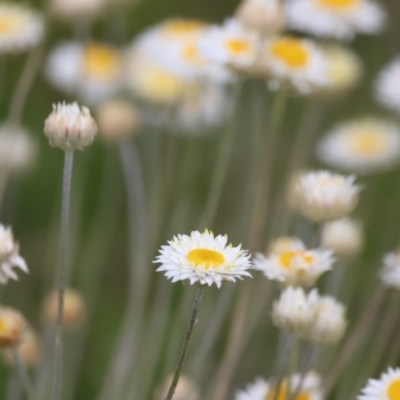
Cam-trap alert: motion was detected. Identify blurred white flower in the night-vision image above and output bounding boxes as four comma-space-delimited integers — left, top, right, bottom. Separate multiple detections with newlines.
154, 230, 252, 288
0, 4, 44, 53
0, 224, 28, 285
322, 218, 363, 257
289, 170, 361, 222
235, 378, 268, 400
44, 102, 97, 151
285, 0, 385, 41
375, 57, 400, 114
0, 125, 37, 174
255, 239, 334, 287
380, 250, 400, 290
50, 0, 106, 19
261, 36, 328, 94
317, 119, 400, 174
45, 42, 124, 105
358, 367, 400, 400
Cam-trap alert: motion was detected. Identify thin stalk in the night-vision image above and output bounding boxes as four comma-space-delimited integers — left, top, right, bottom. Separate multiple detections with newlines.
13, 348, 34, 400
52, 150, 74, 400
324, 261, 346, 297
323, 285, 387, 396
199, 83, 242, 230
0, 173, 8, 213
164, 288, 205, 400
7, 44, 44, 126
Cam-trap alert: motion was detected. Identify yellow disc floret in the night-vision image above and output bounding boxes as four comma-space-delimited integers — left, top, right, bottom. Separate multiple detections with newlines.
279, 251, 315, 269
187, 248, 225, 269
83, 44, 120, 81
388, 379, 400, 400
317, 0, 359, 10
225, 38, 252, 56
347, 131, 387, 155
271, 38, 309, 68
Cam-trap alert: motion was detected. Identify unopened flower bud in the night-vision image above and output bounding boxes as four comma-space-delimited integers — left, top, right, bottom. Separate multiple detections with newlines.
97, 99, 141, 141
0, 307, 26, 347
322, 218, 363, 257
2, 328, 41, 368
268, 236, 304, 255
44, 102, 97, 151
50, 0, 106, 20
42, 288, 86, 329
157, 374, 200, 400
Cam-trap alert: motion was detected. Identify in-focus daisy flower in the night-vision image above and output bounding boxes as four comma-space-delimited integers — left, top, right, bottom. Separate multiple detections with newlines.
268, 236, 305, 255
261, 36, 328, 94
285, 0, 385, 41
322, 218, 363, 257
0, 4, 44, 53
199, 18, 261, 72
42, 288, 86, 329
45, 41, 124, 105
375, 58, 400, 114
358, 367, 400, 400
50, 0, 106, 19
317, 119, 400, 174
0, 224, 28, 285
97, 99, 141, 141
157, 374, 200, 400
0, 307, 26, 347
255, 239, 334, 287
235, 372, 323, 400
235, 0, 286, 35
0, 125, 37, 174
1, 328, 41, 368
289, 170, 361, 222
154, 230, 252, 288
44, 102, 97, 151
307, 295, 347, 345
380, 250, 400, 289
323, 45, 362, 94
272, 287, 320, 337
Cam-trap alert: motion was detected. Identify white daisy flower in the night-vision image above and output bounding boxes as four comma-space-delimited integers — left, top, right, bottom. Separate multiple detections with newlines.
289, 170, 361, 222
154, 230, 252, 288
322, 218, 363, 257
235, 372, 323, 400
255, 239, 334, 287
0, 224, 28, 285
0, 4, 44, 53
317, 119, 400, 174
272, 286, 320, 337
358, 367, 400, 400
380, 250, 400, 290
0, 125, 37, 174
199, 18, 261, 70
285, 0, 385, 41
307, 295, 347, 345
45, 41, 123, 105
375, 57, 400, 114
261, 36, 328, 94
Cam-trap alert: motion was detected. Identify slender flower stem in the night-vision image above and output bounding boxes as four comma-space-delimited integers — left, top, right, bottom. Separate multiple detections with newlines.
52, 150, 74, 400
164, 288, 205, 400
13, 348, 34, 400
0, 173, 8, 214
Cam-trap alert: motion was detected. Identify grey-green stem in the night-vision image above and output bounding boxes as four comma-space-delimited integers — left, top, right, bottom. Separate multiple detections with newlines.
13, 348, 34, 400
52, 150, 74, 400
164, 288, 205, 400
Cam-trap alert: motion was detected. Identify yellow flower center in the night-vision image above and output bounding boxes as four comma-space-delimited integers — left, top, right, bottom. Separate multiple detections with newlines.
388, 379, 400, 400
271, 39, 309, 68
0, 319, 8, 335
162, 20, 206, 38
267, 382, 311, 400
83, 44, 121, 81
182, 43, 204, 66
225, 38, 252, 56
347, 131, 387, 155
279, 251, 315, 269
0, 17, 18, 34
187, 248, 225, 269
317, 0, 359, 10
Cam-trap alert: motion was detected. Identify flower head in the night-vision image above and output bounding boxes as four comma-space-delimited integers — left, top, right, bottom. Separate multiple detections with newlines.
255, 239, 334, 287
0, 307, 26, 347
154, 230, 252, 288
0, 224, 28, 285
322, 218, 363, 257
289, 170, 361, 222
358, 367, 400, 400
261, 36, 328, 94
45, 42, 124, 105
285, 0, 385, 41
375, 57, 400, 114
317, 119, 400, 174
380, 250, 400, 290
0, 4, 44, 53
44, 102, 97, 151
50, 0, 106, 19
